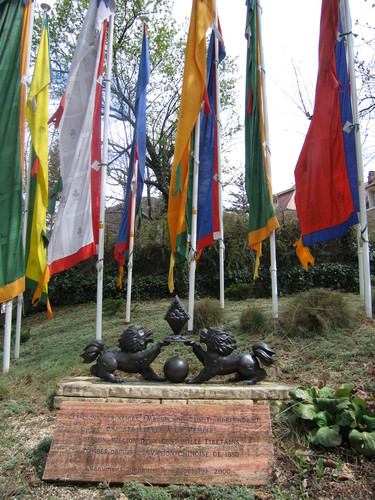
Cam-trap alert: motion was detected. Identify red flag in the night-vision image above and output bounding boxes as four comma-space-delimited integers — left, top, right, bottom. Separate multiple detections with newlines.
294, 0, 358, 246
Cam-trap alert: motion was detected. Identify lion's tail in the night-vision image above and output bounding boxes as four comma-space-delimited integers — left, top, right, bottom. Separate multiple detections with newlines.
80, 339, 105, 363
252, 342, 277, 367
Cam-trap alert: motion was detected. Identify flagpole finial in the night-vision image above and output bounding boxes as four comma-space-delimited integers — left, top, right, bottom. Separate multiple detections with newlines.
139, 15, 149, 27
40, 2, 51, 12
139, 15, 149, 33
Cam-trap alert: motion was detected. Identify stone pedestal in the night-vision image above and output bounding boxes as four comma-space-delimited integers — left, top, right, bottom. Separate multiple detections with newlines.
54, 376, 296, 408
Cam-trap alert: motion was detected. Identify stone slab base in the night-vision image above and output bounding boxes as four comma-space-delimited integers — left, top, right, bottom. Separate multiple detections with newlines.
54, 377, 296, 409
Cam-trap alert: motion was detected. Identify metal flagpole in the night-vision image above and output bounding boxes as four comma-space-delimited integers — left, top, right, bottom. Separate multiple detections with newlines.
125, 160, 139, 324
357, 223, 364, 299
15, 148, 32, 360
3, 301, 12, 374
256, 0, 278, 318
214, 4, 225, 310
187, 118, 201, 331
343, 0, 372, 318
96, 11, 114, 340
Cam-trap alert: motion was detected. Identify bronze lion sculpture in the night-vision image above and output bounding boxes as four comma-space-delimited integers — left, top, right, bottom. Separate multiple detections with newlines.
81, 325, 169, 383
184, 326, 277, 384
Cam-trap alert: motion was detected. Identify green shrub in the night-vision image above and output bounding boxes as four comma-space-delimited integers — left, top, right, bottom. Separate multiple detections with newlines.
193, 299, 224, 333
38, 213, 365, 308
20, 328, 31, 344
239, 307, 269, 335
195, 270, 220, 298
226, 269, 251, 286
131, 274, 171, 300
102, 298, 123, 317
48, 261, 97, 305
280, 288, 356, 337
226, 283, 253, 300
222, 211, 253, 273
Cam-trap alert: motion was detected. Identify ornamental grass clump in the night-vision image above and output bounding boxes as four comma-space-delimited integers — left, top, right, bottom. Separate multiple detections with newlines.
286, 384, 375, 457
280, 288, 356, 337
193, 299, 224, 334
239, 306, 269, 336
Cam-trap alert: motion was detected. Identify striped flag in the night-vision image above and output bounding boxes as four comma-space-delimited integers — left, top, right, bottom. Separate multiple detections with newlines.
294, 0, 359, 247
196, 30, 225, 256
245, 0, 279, 278
0, 0, 30, 303
45, 0, 113, 276
114, 27, 150, 280
25, 14, 51, 312
168, 0, 215, 292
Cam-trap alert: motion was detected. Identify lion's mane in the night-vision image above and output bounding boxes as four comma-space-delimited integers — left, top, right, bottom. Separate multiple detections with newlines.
201, 326, 237, 356
118, 325, 154, 353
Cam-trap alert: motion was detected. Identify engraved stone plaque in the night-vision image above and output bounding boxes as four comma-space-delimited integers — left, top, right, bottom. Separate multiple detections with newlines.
43, 402, 274, 485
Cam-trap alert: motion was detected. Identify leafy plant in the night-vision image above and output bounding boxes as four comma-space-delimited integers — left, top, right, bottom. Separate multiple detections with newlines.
287, 384, 375, 456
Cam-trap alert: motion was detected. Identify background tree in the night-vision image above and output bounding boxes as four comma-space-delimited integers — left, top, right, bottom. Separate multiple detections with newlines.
35, 0, 241, 212
290, 13, 375, 167
354, 17, 375, 167
226, 172, 249, 213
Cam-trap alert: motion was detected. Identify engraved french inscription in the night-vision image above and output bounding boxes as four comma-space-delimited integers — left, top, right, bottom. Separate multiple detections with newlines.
43, 402, 274, 485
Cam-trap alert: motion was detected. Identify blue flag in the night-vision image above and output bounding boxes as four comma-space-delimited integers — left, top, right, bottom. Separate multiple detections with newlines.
195, 29, 225, 254
334, 0, 359, 225
115, 28, 150, 267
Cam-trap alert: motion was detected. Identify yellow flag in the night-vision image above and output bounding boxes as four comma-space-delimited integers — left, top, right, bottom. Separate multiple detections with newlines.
25, 17, 50, 299
167, 0, 215, 291
20, 0, 32, 177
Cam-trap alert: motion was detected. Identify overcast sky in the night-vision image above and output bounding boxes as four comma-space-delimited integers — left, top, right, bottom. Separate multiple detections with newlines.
173, 0, 374, 195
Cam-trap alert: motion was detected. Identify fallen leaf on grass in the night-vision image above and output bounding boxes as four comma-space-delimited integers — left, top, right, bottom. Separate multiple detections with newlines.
294, 442, 313, 460
323, 458, 339, 468
365, 363, 375, 376
338, 463, 354, 481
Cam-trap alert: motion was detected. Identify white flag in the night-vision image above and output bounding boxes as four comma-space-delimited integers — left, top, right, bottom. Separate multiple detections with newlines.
47, 0, 115, 274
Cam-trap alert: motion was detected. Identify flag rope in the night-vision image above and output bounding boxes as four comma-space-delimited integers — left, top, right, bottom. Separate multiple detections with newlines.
360, 224, 369, 244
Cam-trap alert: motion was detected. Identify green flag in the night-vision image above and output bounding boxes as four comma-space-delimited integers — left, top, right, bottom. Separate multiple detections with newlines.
0, 0, 26, 302
245, 0, 279, 278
